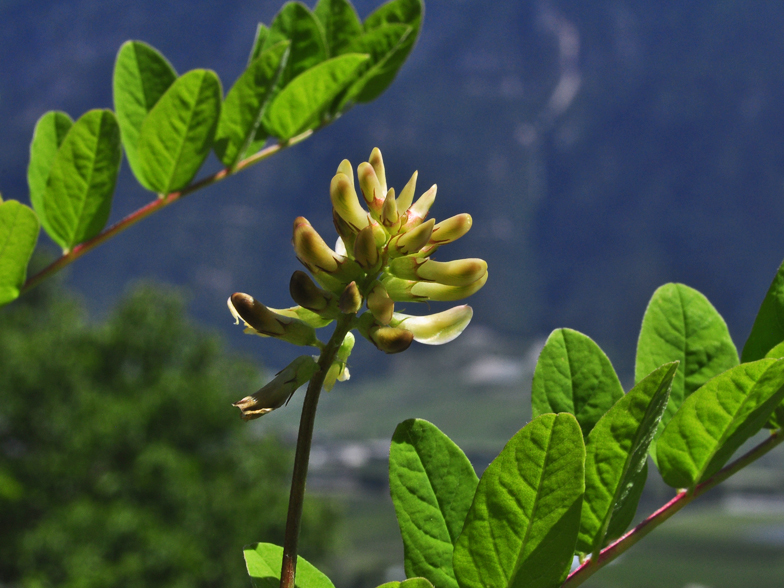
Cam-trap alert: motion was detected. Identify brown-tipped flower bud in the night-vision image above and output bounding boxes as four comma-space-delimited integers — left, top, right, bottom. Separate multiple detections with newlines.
289, 271, 334, 312
357, 161, 384, 214
330, 173, 368, 231
368, 147, 387, 195
390, 218, 435, 256
367, 282, 394, 325
337, 159, 354, 187
293, 217, 340, 273
353, 225, 379, 269
368, 325, 414, 354
427, 213, 473, 247
268, 305, 333, 328
382, 188, 398, 227
417, 258, 488, 287
233, 355, 318, 420
390, 306, 473, 345
333, 209, 357, 254
339, 281, 362, 314
396, 170, 418, 212
228, 293, 321, 346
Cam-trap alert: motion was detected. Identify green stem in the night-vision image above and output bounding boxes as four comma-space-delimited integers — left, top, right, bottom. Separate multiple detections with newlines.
20, 129, 314, 294
279, 314, 354, 588
563, 429, 784, 587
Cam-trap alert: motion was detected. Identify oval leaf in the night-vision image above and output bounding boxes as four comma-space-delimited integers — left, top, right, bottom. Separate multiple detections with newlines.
390, 419, 478, 588
635, 283, 739, 461
263, 1, 328, 87
743, 258, 784, 363
577, 362, 678, 556
531, 328, 624, 438
137, 69, 222, 194
657, 358, 784, 489
314, 0, 362, 56
265, 53, 370, 140
42, 109, 122, 251
27, 110, 73, 230
215, 41, 290, 167
113, 40, 177, 190
364, 0, 423, 31
453, 413, 585, 588
0, 200, 40, 307
243, 543, 334, 588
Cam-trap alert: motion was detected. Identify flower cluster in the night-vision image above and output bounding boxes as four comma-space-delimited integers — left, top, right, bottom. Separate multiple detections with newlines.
229, 148, 487, 419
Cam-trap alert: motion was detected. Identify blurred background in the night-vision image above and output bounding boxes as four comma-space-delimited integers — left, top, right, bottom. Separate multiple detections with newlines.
2, 0, 784, 586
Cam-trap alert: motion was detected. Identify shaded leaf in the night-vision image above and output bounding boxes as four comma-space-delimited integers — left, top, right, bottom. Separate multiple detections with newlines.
657, 359, 784, 488
453, 413, 585, 588
243, 543, 334, 588
0, 200, 39, 307
42, 109, 122, 251
314, 0, 362, 56
577, 362, 678, 556
604, 462, 647, 543
265, 53, 369, 140
248, 23, 270, 65
364, 0, 423, 30
764, 342, 784, 429
376, 580, 435, 588
743, 258, 784, 363
531, 328, 624, 438
636, 283, 739, 461
137, 69, 222, 194
113, 41, 177, 190
390, 419, 478, 588
27, 110, 73, 230
214, 41, 290, 167
263, 1, 328, 87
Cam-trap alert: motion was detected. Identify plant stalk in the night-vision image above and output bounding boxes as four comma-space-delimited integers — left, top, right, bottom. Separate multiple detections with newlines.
279, 314, 354, 588
20, 130, 314, 295
563, 428, 784, 587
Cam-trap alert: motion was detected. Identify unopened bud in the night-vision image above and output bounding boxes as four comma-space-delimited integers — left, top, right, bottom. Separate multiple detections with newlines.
368, 325, 414, 354
324, 331, 356, 391
402, 184, 436, 231
367, 282, 394, 325
390, 306, 473, 345
390, 218, 435, 256
293, 217, 340, 273
337, 159, 354, 187
417, 258, 487, 287
333, 209, 357, 254
330, 173, 368, 231
396, 171, 418, 212
233, 356, 318, 420
353, 225, 379, 269
410, 270, 488, 301
269, 305, 333, 328
229, 293, 321, 346
357, 162, 384, 214
428, 213, 472, 246
289, 271, 334, 312
339, 281, 362, 314
368, 147, 387, 194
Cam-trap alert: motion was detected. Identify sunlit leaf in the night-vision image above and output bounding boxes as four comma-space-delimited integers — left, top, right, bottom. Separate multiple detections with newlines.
0, 200, 39, 307
314, 0, 362, 56
743, 258, 784, 363
243, 543, 334, 588
263, 1, 328, 87
764, 342, 784, 428
248, 23, 270, 65
375, 580, 435, 588
27, 110, 72, 230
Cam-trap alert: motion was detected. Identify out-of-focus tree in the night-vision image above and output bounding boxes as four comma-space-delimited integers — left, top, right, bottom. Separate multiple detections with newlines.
0, 279, 337, 588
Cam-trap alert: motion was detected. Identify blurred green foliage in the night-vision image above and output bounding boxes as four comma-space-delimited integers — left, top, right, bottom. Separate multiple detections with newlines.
0, 279, 337, 588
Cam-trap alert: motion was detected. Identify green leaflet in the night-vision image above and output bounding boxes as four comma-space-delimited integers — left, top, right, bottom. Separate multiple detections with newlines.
743, 258, 784, 363
390, 419, 479, 588
265, 53, 370, 140
0, 200, 40, 307
764, 342, 784, 428
577, 362, 678, 557
248, 24, 270, 65
375, 580, 435, 588
137, 69, 222, 194
314, 0, 363, 56
364, 0, 423, 30
214, 41, 290, 167
27, 110, 73, 230
453, 413, 585, 588
263, 2, 328, 88
636, 284, 739, 462
531, 328, 624, 438
113, 41, 177, 190
657, 359, 784, 489
243, 543, 334, 588
41, 109, 122, 252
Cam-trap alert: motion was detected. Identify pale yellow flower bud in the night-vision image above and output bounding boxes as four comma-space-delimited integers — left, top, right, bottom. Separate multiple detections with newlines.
357, 161, 384, 214
368, 147, 387, 195
396, 170, 418, 212
337, 159, 354, 187
330, 173, 368, 231
353, 225, 379, 269
367, 282, 394, 325
381, 188, 398, 228
390, 218, 435, 256
401, 184, 437, 231
390, 306, 473, 345
233, 356, 318, 420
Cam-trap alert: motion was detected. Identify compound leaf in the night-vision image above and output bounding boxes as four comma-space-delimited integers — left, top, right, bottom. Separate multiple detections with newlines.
264, 53, 369, 140
0, 200, 39, 307
27, 110, 73, 230
263, 1, 328, 87
390, 419, 478, 588
453, 413, 585, 588
42, 109, 122, 251
243, 543, 334, 588
657, 359, 784, 489
577, 362, 678, 556
137, 69, 222, 194
214, 41, 290, 167
532, 328, 624, 438
113, 40, 177, 190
